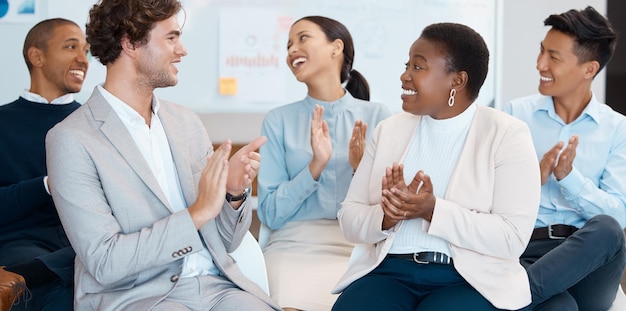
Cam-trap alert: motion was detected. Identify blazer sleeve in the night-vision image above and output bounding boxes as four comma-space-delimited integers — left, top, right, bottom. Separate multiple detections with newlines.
206, 192, 252, 253
46, 124, 206, 286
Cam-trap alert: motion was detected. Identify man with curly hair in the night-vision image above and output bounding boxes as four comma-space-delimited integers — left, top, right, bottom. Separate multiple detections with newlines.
45, 0, 280, 310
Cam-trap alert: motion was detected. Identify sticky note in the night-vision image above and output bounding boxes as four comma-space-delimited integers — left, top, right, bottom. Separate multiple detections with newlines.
219, 77, 238, 96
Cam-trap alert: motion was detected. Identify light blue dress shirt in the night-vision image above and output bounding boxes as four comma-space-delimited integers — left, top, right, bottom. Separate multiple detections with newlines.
503, 93, 626, 228
258, 92, 391, 230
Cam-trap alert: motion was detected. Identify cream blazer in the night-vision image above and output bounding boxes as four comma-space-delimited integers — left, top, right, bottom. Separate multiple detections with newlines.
333, 106, 540, 310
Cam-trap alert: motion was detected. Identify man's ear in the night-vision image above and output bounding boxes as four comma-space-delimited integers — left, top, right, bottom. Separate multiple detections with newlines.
584, 60, 600, 79
120, 36, 137, 57
27, 46, 44, 68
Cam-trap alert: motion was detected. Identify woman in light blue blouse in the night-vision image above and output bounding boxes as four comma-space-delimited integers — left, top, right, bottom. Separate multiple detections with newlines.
257, 16, 391, 311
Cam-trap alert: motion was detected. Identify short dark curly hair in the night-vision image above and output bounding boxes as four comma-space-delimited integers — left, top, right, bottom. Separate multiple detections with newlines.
544, 6, 616, 75
420, 23, 489, 101
86, 0, 182, 65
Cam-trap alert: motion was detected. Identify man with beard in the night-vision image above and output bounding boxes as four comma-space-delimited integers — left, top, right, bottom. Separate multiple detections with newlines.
45, 1, 279, 310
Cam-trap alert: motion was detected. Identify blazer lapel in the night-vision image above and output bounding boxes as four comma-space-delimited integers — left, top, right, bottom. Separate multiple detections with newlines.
88, 90, 173, 211
391, 113, 419, 161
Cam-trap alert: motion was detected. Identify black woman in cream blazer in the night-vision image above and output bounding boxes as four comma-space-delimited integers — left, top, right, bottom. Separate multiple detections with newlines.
333, 106, 541, 309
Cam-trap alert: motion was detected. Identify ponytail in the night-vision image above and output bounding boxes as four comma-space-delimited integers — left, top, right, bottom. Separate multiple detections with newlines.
345, 69, 370, 101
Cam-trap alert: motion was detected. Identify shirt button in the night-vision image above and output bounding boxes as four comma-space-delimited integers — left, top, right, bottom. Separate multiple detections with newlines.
170, 274, 179, 282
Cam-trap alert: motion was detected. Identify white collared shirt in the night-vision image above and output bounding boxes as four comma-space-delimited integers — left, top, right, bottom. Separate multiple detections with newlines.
21, 89, 75, 105
97, 85, 219, 277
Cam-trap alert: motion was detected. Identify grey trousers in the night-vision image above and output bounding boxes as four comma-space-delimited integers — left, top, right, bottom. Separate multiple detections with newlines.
152, 274, 276, 311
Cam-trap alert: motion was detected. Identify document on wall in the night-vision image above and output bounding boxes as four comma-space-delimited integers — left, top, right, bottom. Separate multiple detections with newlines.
218, 8, 290, 103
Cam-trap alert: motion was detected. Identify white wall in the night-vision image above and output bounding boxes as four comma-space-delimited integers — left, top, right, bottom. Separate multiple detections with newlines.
0, 0, 607, 144
206, 0, 607, 143
496, 0, 607, 108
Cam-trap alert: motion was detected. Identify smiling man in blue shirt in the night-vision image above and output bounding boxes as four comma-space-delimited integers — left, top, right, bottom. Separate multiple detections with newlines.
504, 6, 626, 311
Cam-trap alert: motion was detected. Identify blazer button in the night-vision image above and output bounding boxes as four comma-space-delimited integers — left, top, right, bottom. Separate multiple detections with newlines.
170, 274, 179, 282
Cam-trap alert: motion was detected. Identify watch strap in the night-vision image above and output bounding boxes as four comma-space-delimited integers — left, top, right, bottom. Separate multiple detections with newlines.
226, 189, 248, 202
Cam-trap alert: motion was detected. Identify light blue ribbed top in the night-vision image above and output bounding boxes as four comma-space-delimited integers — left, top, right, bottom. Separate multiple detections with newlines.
389, 104, 477, 255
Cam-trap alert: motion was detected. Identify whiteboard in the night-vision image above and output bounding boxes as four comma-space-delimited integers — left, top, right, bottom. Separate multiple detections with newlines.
0, 0, 496, 114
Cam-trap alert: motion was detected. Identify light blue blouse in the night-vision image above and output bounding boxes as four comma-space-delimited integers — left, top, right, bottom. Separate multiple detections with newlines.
504, 93, 626, 228
258, 92, 391, 230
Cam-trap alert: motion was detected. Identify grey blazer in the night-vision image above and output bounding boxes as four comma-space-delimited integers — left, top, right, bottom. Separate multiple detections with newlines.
46, 88, 279, 311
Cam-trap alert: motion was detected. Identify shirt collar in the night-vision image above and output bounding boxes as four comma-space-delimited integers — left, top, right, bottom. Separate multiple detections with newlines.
21, 89, 75, 105
305, 90, 351, 110
97, 84, 160, 125
533, 93, 601, 125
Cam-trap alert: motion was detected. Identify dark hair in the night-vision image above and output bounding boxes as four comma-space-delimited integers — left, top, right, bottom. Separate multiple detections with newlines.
86, 0, 182, 65
544, 6, 617, 75
420, 23, 489, 101
23, 18, 79, 72
296, 16, 370, 101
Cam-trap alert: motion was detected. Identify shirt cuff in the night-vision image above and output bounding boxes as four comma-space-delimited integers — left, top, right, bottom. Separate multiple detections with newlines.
558, 167, 585, 198
290, 166, 320, 201
43, 176, 51, 195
